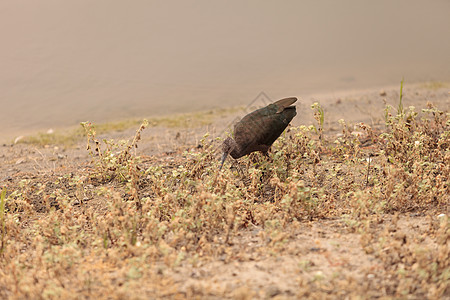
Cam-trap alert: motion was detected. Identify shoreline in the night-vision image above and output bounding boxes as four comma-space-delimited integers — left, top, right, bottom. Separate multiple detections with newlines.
2, 81, 449, 144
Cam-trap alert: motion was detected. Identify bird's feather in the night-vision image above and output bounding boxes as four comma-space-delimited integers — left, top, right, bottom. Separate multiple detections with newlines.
231, 102, 296, 158
274, 97, 297, 113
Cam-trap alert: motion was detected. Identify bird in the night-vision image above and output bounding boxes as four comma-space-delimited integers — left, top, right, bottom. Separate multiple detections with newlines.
220, 97, 297, 170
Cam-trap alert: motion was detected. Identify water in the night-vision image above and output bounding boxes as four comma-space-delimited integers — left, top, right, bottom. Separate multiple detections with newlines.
1, 0, 450, 139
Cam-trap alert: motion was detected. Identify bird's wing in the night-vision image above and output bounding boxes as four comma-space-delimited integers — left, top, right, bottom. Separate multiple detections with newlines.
256, 107, 297, 146
231, 97, 297, 156
233, 106, 296, 154
233, 111, 268, 154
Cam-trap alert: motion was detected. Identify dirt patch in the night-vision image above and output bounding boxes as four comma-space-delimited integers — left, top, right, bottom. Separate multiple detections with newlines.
0, 83, 448, 299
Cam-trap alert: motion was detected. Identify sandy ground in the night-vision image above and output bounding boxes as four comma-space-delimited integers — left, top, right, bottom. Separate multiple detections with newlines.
0, 83, 448, 299
1, 82, 448, 180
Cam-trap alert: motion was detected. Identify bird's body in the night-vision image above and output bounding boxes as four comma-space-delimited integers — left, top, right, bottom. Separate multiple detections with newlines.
220, 97, 297, 169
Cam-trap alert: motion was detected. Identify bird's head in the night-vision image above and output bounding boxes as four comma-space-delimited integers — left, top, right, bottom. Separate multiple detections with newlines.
219, 137, 235, 170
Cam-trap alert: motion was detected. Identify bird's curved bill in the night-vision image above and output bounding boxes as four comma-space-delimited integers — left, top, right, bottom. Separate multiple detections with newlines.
219, 152, 228, 170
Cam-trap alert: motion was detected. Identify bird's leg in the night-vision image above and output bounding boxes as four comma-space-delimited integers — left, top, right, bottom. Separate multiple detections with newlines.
260, 151, 272, 182
263, 149, 274, 162
232, 159, 245, 177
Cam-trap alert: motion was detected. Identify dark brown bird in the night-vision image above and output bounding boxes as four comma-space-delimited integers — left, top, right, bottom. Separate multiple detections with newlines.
220, 97, 297, 170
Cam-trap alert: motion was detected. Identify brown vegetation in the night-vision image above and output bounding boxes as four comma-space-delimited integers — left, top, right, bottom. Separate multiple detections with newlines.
0, 88, 448, 299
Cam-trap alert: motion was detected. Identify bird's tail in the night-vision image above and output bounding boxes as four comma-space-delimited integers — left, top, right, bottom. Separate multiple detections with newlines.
274, 97, 297, 113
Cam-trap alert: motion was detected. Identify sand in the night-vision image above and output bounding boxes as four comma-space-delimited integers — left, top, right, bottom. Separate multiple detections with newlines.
0, 83, 448, 299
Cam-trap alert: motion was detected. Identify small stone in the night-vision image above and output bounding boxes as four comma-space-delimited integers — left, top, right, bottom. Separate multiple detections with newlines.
394, 232, 407, 243
266, 285, 281, 298
388, 225, 397, 232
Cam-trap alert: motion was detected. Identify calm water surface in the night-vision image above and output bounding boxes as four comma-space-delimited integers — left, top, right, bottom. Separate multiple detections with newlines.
1, 0, 450, 138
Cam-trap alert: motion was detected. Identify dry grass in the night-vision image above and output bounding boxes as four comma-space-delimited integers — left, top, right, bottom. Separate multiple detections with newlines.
16, 107, 240, 147
1, 95, 449, 298
420, 81, 450, 90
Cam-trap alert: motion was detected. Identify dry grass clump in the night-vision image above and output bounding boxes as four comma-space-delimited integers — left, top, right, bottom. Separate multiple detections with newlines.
0, 89, 448, 298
